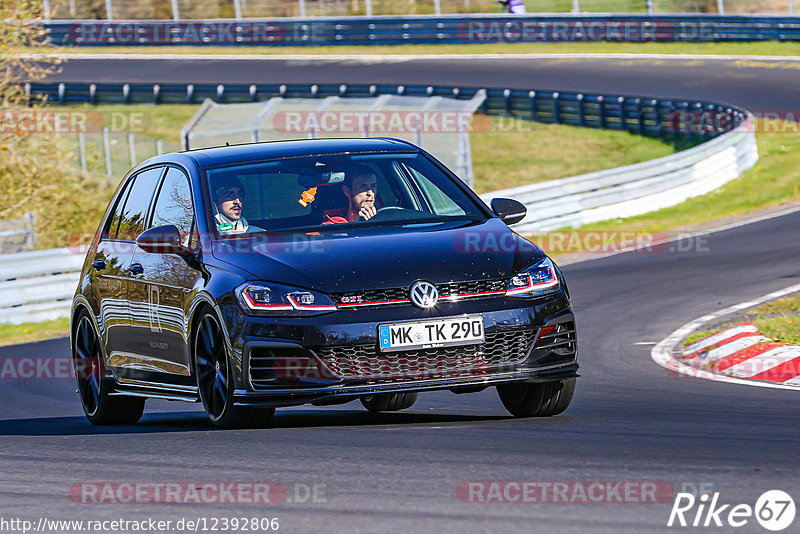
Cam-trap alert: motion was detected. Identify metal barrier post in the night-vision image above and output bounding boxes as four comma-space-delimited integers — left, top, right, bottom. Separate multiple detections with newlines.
365, 0, 372, 17
553, 92, 561, 124
598, 96, 606, 128
646, 0, 653, 14
105, 0, 113, 20
78, 132, 87, 176
25, 212, 37, 251
717, 0, 724, 13
128, 132, 136, 167
572, 0, 580, 13
434, 0, 441, 15
299, 0, 307, 17
103, 127, 113, 182
43, 0, 51, 19
234, 0, 243, 20
171, 0, 180, 20
790, 0, 795, 15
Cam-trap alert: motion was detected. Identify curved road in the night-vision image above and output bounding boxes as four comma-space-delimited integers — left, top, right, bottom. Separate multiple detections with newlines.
3, 55, 800, 533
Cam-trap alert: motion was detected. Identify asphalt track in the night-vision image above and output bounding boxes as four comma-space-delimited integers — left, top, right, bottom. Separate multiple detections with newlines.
2, 55, 800, 533
40, 54, 800, 114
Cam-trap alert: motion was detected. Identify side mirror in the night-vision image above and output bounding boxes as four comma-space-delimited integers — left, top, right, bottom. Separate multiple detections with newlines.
491, 198, 527, 226
136, 224, 183, 254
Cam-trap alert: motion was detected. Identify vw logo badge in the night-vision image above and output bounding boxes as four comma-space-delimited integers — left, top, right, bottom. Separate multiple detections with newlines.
409, 280, 439, 309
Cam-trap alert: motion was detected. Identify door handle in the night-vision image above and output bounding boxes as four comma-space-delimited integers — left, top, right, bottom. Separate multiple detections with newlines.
91, 260, 106, 271
127, 263, 144, 275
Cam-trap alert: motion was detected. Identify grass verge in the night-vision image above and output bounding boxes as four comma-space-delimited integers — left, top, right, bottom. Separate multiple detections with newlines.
683, 294, 800, 347
0, 318, 70, 347
576, 118, 800, 235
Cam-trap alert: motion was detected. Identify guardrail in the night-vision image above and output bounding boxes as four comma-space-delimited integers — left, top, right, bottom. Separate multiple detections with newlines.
4, 80, 755, 323
0, 248, 84, 324
480, 114, 757, 231
27, 81, 747, 142
41, 14, 800, 46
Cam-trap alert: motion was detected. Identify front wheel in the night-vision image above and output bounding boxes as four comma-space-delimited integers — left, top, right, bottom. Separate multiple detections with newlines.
496, 378, 575, 418
194, 312, 275, 429
72, 312, 144, 425
360, 392, 418, 413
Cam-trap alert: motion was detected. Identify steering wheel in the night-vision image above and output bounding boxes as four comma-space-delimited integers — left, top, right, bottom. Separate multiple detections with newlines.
360, 206, 406, 221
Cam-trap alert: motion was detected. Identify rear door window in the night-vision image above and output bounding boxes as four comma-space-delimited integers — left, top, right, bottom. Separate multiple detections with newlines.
104, 178, 133, 240
116, 167, 164, 241
150, 167, 196, 248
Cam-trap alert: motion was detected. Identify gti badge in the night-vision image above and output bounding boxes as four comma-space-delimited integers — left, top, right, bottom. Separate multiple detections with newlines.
409, 280, 438, 309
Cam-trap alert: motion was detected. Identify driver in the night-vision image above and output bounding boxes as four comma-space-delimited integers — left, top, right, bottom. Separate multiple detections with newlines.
323, 164, 378, 224
211, 176, 263, 234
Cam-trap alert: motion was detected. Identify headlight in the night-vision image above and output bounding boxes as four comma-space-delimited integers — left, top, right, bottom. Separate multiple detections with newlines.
506, 257, 560, 297
236, 282, 338, 316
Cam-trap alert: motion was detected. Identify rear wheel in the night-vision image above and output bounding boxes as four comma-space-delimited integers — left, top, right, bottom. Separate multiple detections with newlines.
360, 392, 418, 413
72, 312, 144, 425
194, 312, 275, 429
497, 378, 575, 418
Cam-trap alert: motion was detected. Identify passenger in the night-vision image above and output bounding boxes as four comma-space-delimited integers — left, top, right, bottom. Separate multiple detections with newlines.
323, 164, 378, 224
211, 176, 263, 234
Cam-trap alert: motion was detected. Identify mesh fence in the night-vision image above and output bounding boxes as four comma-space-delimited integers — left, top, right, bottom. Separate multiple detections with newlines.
183, 93, 486, 188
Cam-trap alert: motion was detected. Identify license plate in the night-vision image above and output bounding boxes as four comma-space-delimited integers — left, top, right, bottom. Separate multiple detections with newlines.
378, 316, 484, 352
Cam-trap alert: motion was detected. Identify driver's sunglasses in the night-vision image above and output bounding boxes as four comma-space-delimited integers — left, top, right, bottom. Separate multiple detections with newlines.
216, 187, 244, 202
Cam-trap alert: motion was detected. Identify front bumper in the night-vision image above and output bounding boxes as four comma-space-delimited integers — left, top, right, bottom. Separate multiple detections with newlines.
233, 363, 579, 407
223, 291, 578, 407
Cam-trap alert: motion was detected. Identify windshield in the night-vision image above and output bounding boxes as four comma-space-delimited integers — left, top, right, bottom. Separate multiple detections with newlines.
204, 152, 486, 236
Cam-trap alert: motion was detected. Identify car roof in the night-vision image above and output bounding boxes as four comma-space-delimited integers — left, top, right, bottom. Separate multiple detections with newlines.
143, 138, 419, 170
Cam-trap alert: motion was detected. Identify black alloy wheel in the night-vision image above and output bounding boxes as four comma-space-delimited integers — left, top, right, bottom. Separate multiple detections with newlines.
73, 311, 144, 425
194, 311, 274, 428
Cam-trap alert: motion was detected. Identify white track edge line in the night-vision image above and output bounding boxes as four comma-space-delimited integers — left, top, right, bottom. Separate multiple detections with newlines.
651, 282, 800, 391
558, 205, 800, 266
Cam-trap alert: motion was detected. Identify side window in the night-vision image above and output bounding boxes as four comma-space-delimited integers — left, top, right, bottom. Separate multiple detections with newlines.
104, 178, 133, 240
151, 167, 196, 248
116, 167, 163, 241
402, 164, 466, 216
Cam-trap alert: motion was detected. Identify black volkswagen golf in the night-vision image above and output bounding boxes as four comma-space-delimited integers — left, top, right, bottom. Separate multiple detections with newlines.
71, 138, 578, 428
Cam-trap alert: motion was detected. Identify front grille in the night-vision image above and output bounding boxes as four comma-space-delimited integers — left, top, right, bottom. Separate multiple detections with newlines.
313, 328, 537, 380
332, 278, 507, 308
438, 279, 507, 298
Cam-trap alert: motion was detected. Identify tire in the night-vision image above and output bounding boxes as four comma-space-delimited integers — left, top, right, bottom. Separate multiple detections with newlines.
360, 392, 418, 413
72, 311, 145, 425
496, 378, 575, 418
194, 311, 275, 429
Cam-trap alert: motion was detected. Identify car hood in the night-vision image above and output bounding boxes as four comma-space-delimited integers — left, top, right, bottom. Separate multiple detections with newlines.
210, 218, 544, 293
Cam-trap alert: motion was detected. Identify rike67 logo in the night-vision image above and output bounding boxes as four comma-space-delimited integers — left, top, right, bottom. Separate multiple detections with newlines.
668, 490, 796, 531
